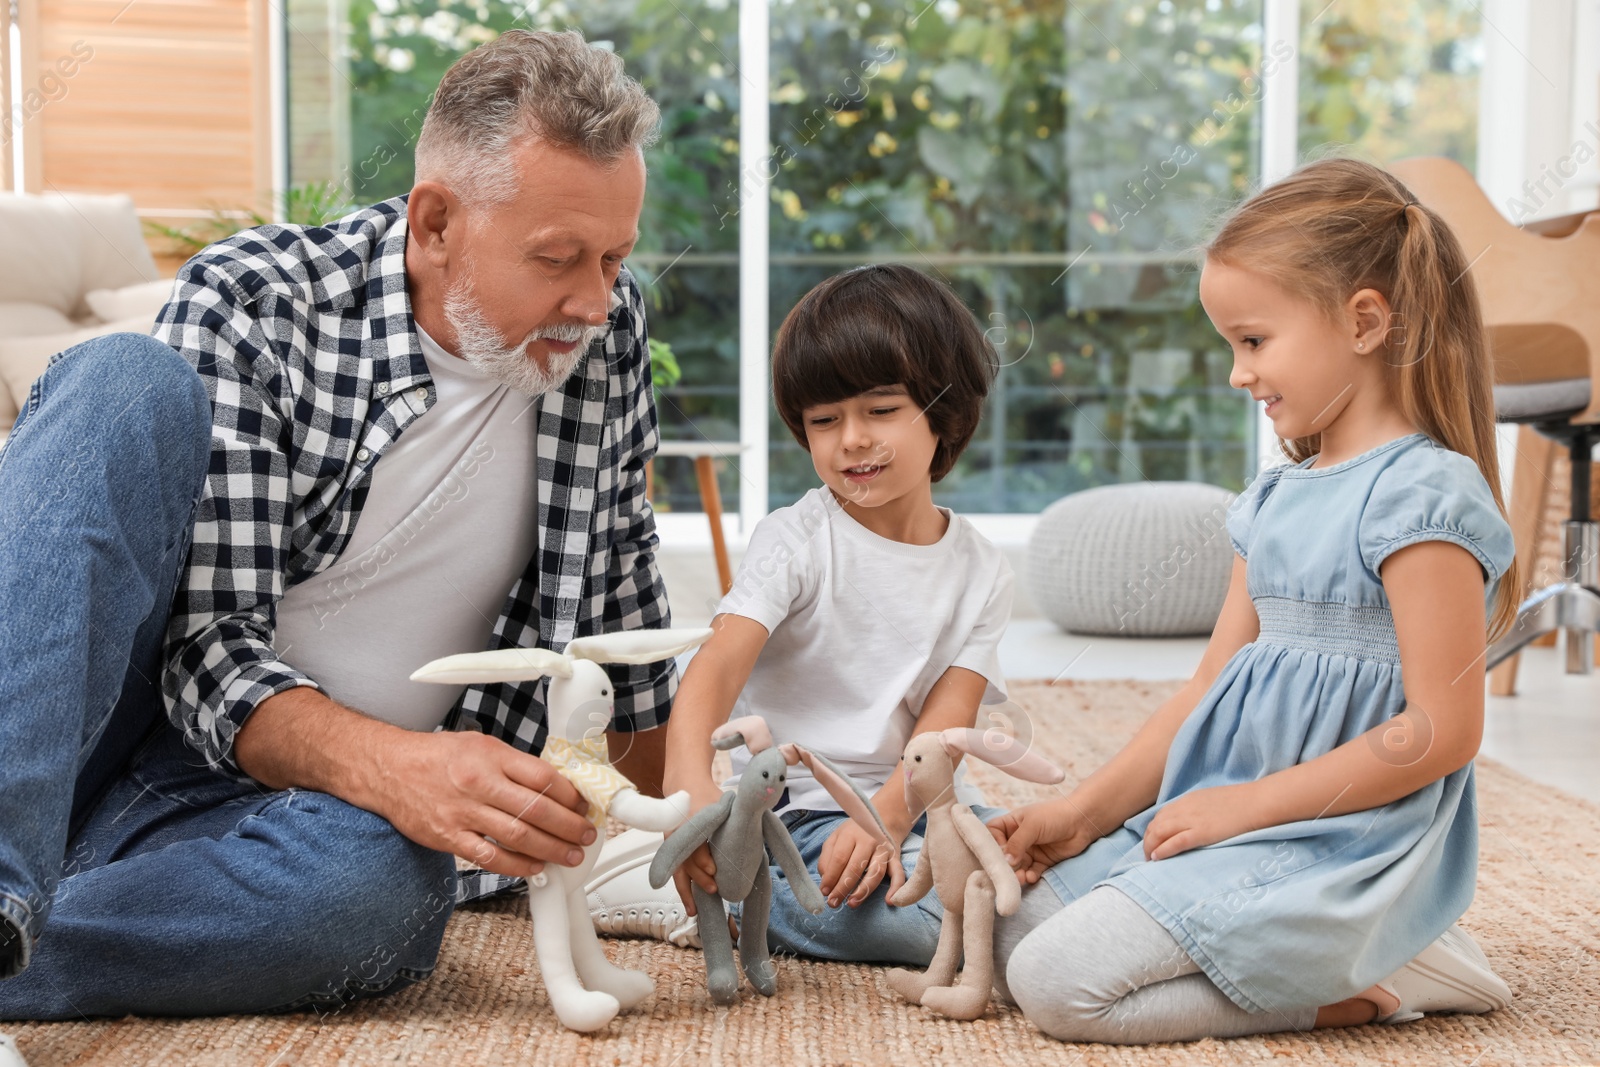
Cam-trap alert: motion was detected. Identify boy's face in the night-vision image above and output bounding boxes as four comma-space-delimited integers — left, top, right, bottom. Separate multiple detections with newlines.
800, 384, 941, 508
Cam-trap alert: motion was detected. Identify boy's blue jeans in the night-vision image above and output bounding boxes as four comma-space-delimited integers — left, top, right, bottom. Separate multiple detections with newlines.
0, 334, 456, 1019
743, 802, 1008, 966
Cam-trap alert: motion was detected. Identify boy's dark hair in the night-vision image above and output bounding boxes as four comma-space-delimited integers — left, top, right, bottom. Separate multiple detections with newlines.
771, 264, 998, 482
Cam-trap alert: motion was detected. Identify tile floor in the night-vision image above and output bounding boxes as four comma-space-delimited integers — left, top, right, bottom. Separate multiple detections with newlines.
1477, 644, 1600, 803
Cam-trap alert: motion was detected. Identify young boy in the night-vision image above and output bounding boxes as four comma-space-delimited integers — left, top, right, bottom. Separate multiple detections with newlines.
586, 264, 1013, 966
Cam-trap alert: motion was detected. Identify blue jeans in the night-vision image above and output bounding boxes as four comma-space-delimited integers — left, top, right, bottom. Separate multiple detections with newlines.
739, 802, 1008, 967
0, 334, 456, 1019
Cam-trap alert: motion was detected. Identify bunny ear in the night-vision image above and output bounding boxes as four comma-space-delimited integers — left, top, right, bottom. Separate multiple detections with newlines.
410, 647, 573, 684
711, 715, 774, 753
939, 728, 1066, 785
792, 748, 894, 849
565, 627, 714, 665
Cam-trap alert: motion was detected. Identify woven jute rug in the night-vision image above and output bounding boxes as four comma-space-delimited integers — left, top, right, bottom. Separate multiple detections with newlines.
11, 680, 1600, 1066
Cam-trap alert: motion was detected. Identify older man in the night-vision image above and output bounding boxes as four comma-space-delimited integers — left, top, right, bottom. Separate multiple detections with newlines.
0, 29, 674, 1020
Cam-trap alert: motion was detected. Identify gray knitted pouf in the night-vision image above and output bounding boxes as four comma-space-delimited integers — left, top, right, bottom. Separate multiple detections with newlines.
1027, 482, 1237, 636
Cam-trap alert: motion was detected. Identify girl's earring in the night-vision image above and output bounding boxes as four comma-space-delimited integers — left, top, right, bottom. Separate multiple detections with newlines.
1356, 341, 1365, 351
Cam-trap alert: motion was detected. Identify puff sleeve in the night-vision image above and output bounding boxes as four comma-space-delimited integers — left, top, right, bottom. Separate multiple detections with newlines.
1357, 446, 1515, 586
1226, 465, 1290, 561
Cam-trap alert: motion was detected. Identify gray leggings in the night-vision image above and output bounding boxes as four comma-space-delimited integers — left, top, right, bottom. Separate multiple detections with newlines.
993, 883, 1319, 1044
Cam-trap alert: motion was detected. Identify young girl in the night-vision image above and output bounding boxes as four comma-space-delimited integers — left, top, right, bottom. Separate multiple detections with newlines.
587, 264, 1013, 965
989, 158, 1519, 1043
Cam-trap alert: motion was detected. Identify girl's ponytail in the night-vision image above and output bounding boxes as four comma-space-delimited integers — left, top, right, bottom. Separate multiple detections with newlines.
1389, 201, 1520, 639
1207, 159, 1521, 640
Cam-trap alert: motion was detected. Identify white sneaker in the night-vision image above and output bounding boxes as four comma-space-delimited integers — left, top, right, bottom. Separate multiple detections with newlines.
584, 828, 700, 948
0, 1033, 28, 1067
589, 826, 668, 880
1371, 924, 1512, 1024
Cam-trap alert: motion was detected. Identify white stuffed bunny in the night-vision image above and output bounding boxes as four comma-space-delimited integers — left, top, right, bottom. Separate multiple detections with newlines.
411, 628, 712, 1032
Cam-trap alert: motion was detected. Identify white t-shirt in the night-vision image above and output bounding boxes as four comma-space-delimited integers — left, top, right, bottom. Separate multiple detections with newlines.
273, 325, 540, 731
716, 487, 1013, 812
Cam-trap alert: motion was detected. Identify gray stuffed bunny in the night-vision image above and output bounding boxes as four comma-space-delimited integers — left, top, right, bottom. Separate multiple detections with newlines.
647, 715, 894, 1005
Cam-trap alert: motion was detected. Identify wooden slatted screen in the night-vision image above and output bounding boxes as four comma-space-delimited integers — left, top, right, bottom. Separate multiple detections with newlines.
16, 0, 272, 262
1, 2, 13, 191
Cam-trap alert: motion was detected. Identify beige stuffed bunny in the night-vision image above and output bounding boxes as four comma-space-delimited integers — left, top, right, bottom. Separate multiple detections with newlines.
886, 728, 1065, 1021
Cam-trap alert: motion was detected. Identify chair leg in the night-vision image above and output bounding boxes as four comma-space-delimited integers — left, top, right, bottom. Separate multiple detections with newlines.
1562, 520, 1599, 674
695, 455, 733, 596
1486, 580, 1600, 672
1491, 428, 1558, 696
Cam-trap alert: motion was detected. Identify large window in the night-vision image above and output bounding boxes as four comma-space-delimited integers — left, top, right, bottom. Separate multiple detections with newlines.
1297, 1, 1481, 168
767, 1, 1076, 513
1053, 0, 1262, 503
285, 0, 1482, 521
310, 0, 745, 516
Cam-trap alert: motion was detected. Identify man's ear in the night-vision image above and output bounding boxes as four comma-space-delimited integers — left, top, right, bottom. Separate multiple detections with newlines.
407, 180, 460, 269
1347, 287, 1393, 354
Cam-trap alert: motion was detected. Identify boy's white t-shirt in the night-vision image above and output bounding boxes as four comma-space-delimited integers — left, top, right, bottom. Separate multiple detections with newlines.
716, 487, 1014, 813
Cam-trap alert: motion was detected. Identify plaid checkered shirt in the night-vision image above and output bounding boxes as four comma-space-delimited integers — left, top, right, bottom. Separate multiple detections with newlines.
152, 196, 677, 901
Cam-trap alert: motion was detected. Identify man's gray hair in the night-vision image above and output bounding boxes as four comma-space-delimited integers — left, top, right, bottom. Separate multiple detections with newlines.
414, 29, 660, 205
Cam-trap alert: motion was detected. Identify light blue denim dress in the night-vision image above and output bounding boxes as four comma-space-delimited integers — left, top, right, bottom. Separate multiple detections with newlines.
1039, 433, 1516, 1015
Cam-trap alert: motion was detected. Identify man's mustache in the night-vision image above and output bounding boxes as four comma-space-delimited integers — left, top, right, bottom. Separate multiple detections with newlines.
529, 321, 607, 346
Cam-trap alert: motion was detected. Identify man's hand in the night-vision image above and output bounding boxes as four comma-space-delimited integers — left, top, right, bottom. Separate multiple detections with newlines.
378, 730, 596, 879
235, 688, 595, 880
1141, 784, 1256, 861
988, 798, 1105, 885
818, 818, 904, 908
667, 782, 725, 916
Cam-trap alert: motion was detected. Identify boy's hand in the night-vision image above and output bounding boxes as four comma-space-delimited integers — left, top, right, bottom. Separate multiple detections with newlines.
818, 819, 905, 908
988, 799, 1103, 885
667, 782, 725, 915
1142, 784, 1256, 861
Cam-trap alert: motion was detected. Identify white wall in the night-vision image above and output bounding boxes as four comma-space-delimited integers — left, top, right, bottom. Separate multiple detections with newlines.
1478, 0, 1600, 499
1478, 0, 1600, 223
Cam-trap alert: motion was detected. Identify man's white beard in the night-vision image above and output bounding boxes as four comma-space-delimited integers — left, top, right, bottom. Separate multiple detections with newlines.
442, 278, 606, 397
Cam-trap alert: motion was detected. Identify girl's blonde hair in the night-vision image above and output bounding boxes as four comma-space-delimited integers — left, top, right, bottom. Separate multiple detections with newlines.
1206, 157, 1519, 639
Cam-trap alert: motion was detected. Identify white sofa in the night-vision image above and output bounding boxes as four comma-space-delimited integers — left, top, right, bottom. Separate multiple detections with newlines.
0, 191, 175, 439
